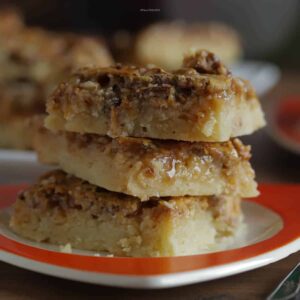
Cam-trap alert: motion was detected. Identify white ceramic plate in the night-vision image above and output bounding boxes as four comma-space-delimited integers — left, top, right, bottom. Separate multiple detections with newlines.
231, 60, 281, 96
0, 183, 299, 289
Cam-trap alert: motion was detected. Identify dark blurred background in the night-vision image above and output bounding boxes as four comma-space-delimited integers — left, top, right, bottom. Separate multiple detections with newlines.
1, 0, 300, 69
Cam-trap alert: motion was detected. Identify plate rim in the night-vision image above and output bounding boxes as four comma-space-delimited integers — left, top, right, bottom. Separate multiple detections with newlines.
230, 60, 281, 96
0, 183, 300, 288
0, 149, 36, 161
1, 238, 300, 289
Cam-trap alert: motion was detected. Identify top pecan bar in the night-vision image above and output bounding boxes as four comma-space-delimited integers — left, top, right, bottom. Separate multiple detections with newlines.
45, 50, 265, 142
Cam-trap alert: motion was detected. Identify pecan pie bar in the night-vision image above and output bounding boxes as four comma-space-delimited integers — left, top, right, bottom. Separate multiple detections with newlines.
10, 170, 242, 257
0, 80, 44, 149
0, 28, 113, 90
0, 22, 113, 149
45, 50, 265, 142
33, 124, 258, 200
135, 21, 242, 69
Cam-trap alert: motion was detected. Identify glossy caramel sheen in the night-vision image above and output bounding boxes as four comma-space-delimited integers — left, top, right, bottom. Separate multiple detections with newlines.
48, 51, 254, 117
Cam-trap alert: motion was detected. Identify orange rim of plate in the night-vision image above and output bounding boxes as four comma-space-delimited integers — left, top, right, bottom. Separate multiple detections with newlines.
0, 184, 299, 276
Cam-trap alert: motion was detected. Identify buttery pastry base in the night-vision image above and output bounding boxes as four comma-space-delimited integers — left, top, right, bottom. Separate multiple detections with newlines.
10, 170, 242, 257
46, 50, 265, 142
33, 123, 258, 200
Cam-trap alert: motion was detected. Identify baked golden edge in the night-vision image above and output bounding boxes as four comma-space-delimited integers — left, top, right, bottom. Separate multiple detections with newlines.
10, 170, 242, 257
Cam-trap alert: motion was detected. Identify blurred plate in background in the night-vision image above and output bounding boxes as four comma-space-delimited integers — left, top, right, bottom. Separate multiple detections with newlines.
231, 61, 281, 96
0, 150, 35, 162
0, 150, 51, 185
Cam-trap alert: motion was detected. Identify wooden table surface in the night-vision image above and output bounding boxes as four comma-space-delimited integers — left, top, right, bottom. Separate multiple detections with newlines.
1, 73, 300, 300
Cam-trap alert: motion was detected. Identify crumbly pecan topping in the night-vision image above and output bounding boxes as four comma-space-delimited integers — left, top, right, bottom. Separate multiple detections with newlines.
19, 170, 219, 217
182, 50, 230, 75
47, 50, 256, 118
19, 170, 144, 216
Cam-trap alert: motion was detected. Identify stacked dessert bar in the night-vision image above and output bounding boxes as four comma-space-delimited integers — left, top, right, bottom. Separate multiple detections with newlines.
10, 50, 265, 257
